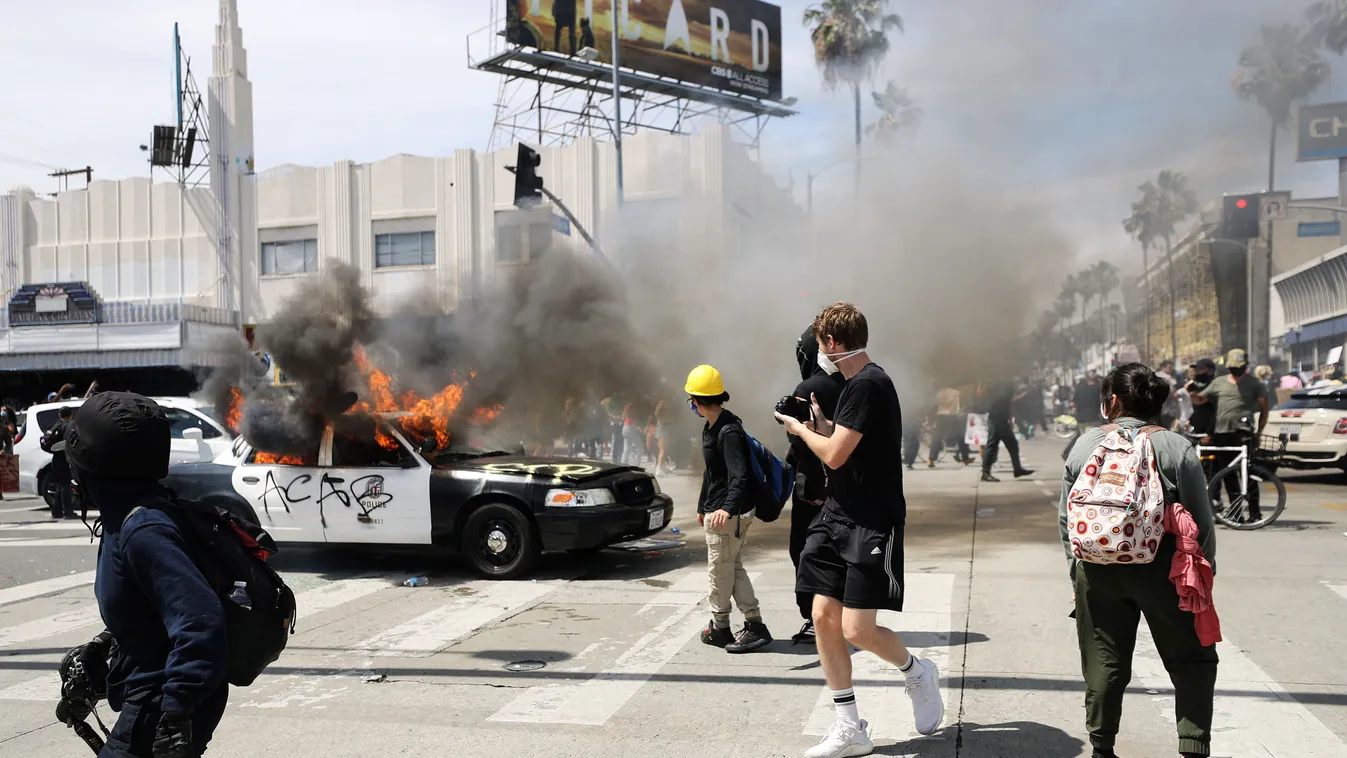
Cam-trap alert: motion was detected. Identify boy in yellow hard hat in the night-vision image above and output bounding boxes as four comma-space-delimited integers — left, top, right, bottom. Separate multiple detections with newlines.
685, 364, 771, 654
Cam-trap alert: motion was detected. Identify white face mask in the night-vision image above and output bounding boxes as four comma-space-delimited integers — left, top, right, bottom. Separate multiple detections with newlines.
817, 348, 864, 375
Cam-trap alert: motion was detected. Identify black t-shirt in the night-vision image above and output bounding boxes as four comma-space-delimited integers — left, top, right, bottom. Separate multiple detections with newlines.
986, 382, 1016, 420
1074, 380, 1102, 423
825, 363, 906, 532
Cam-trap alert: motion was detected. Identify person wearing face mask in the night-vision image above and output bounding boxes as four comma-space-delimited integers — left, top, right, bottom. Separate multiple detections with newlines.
776, 303, 943, 757
1061, 363, 1218, 758
785, 327, 847, 643
686, 365, 772, 654
68, 392, 230, 758
1190, 349, 1268, 522
1184, 359, 1217, 438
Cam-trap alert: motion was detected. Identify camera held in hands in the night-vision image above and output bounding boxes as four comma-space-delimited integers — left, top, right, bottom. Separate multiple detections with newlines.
775, 395, 812, 425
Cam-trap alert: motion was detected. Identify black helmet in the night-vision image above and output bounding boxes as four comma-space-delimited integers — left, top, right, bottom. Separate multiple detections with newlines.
65, 392, 170, 480
797, 325, 821, 381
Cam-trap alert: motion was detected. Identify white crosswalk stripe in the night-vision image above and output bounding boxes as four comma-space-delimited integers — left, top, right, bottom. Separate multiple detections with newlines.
0, 563, 1343, 757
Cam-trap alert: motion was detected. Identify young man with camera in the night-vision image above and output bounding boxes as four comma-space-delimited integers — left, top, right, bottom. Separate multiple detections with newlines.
687, 364, 772, 654
782, 327, 846, 644
776, 303, 943, 757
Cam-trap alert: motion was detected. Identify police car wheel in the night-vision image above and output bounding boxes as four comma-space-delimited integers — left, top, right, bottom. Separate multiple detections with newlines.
462, 503, 539, 579
37, 469, 57, 509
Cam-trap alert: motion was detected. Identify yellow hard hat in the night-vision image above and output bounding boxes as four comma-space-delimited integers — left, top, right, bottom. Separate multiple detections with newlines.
685, 364, 726, 397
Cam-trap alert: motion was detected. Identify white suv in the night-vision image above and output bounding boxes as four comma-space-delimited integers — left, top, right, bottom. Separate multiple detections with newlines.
15, 396, 233, 507
1268, 386, 1347, 472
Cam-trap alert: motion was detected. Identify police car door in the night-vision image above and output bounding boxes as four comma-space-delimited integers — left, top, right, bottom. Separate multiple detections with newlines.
320, 421, 432, 545
229, 437, 326, 543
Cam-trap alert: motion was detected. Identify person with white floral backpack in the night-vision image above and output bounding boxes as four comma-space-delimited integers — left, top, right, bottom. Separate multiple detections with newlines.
1059, 363, 1219, 758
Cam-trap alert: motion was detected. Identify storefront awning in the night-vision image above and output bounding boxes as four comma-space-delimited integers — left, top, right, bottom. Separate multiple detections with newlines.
0, 346, 230, 371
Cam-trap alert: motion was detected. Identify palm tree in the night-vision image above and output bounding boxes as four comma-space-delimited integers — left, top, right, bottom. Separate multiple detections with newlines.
866, 81, 921, 142
1054, 293, 1078, 368
1139, 170, 1200, 363
1122, 186, 1158, 361
1232, 24, 1330, 192
803, 0, 903, 184
1086, 261, 1122, 344
1307, 1, 1347, 54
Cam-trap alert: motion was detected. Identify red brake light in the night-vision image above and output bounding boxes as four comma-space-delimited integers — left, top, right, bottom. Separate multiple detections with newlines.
1334, 419, 1347, 435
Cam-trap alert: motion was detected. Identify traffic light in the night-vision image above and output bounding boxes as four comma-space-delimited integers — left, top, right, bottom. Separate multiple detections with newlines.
511, 144, 543, 209
1220, 193, 1262, 239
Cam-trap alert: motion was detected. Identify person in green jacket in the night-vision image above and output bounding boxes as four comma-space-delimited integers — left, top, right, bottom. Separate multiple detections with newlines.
1060, 363, 1218, 758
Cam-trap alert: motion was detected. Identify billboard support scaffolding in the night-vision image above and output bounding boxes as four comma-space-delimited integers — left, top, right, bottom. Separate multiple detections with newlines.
468, 1, 795, 153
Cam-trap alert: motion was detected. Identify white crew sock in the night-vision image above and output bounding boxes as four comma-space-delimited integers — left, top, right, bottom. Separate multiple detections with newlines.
899, 652, 920, 680
831, 687, 860, 726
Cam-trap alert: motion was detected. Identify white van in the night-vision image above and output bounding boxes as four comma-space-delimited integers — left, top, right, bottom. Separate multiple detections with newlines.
15, 396, 232, 507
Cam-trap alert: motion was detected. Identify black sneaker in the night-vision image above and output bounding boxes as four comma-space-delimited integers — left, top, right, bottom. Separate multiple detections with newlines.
701, 621, 733, 648
791, 620, 816, 644
980, 473, 1000, 483
1090, 750, 1118, 758
726, 621, 772, 654
1013, 468, 1035, 478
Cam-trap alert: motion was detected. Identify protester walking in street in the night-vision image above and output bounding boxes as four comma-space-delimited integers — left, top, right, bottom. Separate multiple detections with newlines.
652, 397, 671, 473
40, 405, 75, 519
71, 392, 231, 757
981, 380, 1034, 483
929, 386, 971, 465
1062, 370, 1103, 460
687, 364, 772, 655
1190, 349, 1269, 522
1061, 363, 1218, 758
1155, 360, 1180, 430
902, 393, 931, 471
785, 326, 846, 644
776, 303, 943, 756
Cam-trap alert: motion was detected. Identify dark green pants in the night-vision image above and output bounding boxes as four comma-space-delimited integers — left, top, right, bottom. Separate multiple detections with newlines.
1074, 539, 1218, 756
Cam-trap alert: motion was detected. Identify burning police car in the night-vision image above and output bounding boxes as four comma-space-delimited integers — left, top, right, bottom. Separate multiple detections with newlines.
162, 417, 673, 579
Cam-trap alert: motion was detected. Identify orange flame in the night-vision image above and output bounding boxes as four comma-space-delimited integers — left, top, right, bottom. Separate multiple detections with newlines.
254, 451, 306, 465
226, 388, 243, 434
350, 345, 497, 451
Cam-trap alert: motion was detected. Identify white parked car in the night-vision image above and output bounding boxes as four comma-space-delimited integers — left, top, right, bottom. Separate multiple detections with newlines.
15, 396, 232, 507
1266, 385, 1347, 472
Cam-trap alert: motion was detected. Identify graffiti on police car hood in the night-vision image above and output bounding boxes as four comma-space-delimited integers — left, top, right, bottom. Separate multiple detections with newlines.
479, 461, 604, 479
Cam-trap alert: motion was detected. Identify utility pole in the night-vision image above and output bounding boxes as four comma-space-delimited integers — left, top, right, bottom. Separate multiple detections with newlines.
48, 167, 93, 194
611, 2, 624, 208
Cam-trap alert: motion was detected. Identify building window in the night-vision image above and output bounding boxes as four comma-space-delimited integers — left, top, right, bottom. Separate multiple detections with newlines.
261, 239, 318, 275
375, 231, 436, 268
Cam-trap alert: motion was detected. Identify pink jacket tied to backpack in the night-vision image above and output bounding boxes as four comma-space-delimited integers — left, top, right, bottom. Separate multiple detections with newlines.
1164, 502, 1222, 647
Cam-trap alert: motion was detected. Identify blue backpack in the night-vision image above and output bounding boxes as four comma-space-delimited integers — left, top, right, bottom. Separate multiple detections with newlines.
721, 425, 795, 522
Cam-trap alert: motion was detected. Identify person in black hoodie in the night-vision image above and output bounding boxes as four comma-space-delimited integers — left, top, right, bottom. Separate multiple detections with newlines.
40, 405, 75, 519
785, 327, 846, 643
66, 392, 228, 758
686, 364, 772, 654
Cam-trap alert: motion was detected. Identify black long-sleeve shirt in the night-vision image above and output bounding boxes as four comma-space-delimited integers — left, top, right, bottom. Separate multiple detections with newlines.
787, 373, 846, 505
698, 410, 752, 515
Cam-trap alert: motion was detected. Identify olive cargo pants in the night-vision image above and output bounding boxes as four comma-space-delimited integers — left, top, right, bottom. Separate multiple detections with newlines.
1074, 540, 1218, 757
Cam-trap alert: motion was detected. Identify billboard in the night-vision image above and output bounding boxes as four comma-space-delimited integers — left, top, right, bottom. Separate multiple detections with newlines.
1297, 101, 1347, 161
506, 0, 783, 101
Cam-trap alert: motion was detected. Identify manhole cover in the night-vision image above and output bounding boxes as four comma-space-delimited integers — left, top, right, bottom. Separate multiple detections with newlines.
503, 660, 546, 672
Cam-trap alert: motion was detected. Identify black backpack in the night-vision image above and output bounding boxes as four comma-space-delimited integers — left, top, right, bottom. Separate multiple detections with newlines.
125, 498, 296, 687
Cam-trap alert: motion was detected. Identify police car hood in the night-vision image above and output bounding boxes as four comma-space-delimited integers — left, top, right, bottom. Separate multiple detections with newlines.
433, 455, 640, 483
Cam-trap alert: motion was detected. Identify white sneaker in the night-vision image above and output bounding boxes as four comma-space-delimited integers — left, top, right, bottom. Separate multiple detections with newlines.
805, 719, 873, 758
904, 656, 944, 735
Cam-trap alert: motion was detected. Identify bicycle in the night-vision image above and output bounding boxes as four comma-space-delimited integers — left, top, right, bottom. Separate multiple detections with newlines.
1053, 414, 1078, 439
1195, 433, 1288, 530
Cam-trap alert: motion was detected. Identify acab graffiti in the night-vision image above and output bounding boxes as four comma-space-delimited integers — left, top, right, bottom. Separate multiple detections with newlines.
258, 471, 394, 525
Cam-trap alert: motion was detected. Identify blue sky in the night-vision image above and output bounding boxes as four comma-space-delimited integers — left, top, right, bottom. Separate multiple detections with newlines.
1, 0, 1343, 269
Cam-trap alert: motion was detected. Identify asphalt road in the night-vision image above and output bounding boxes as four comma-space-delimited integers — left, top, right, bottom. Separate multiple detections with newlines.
0, 436, 1344, 757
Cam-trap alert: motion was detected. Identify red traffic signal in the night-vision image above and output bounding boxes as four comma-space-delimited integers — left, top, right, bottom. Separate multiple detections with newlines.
1235, 198, 1248, 209
1221, 193, 1262, 239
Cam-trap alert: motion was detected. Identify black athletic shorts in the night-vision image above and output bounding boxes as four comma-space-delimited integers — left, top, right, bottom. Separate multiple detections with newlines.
795, 510, 904, 612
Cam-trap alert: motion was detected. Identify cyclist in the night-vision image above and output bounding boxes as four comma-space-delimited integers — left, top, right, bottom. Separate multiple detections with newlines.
1188, 349, 1269, 522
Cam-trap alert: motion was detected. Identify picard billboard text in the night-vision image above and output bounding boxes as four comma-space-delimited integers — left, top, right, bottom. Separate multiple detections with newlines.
506, 0, 783, 101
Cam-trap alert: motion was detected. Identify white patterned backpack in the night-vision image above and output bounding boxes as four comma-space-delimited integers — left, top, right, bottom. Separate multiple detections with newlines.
1066, 424, 1167, 565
